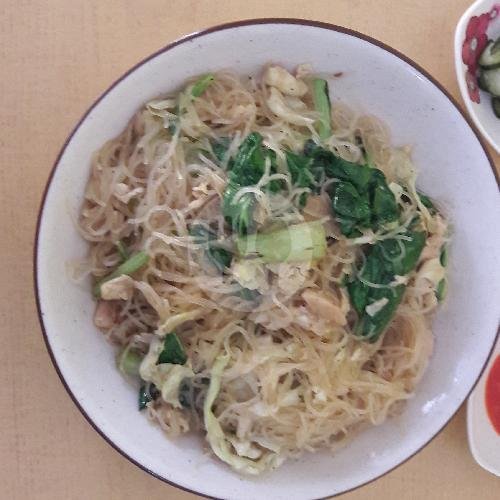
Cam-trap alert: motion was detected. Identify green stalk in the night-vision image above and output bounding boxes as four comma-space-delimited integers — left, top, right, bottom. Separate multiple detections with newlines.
116, 241, 129, 261
117, 347, 142, 377
312, 78, 331, 140
436, 278, 447, 302
191, 73, 215, 97
93, 251, 149, 298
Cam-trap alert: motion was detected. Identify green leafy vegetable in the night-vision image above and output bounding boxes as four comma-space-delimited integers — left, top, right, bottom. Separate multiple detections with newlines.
440, 245, 448, 267
222, 132, 281, 235
236, 221, 326, 263
304, 140, 372, 190
231, 132, 266, 183
221, 133, 288, 234
303, 141, 400, 236
394, 232, 426, 274
363, 150, 375, 167
371, 170, 400, 226
93, 251, 149, 298
347, 230, 426, 341
138, 383, 159, 411
285, 151, 315, 205
312, 78, 332, 139
231, 142, 282, 192
333, 181, 371, 224
157, 333, 187, 365
208, 247, 232, 272
222, 178, 256, 235
417, 191, 436, 214
222, 134, 263, 235
436, 278, 447, 302
265, 149, 284, 193
332, 169, 399, 236
211, 137, 232, 164
285, 151, 314, 186
191, 73, 215, 97
190, 224, 232, 273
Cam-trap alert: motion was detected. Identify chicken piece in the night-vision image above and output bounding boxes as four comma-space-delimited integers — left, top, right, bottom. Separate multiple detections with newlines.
267, 262, 311, 296
301, 289, 347, 326
303, 195, 331, 221
407, 257, 445, 315
263, 66, 308, 96
232, 260, 270, 293
100, 275, 135, 300
420, 214, 447, 261
266, 87, 313, 126
93, 300, 118, 329
416, 257, 445, 288
284, 95, 308, 111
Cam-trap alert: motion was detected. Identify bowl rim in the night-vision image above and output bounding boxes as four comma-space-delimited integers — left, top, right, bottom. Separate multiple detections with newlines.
454, 0, 500, 154
33, 17, 500, 500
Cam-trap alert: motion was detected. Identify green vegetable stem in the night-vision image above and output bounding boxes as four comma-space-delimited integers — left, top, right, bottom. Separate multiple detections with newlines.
191, 73, 215, 97
116, 240, 129, 261
117, 347, 143, 377
312, 78, 332, 139
93, 251, 150, 298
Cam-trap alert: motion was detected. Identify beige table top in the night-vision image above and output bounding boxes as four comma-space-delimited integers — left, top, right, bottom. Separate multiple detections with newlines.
1, 1, 499, 499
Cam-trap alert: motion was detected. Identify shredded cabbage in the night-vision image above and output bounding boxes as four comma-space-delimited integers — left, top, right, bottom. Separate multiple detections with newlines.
139, 338, 194, 408
203, 354, 281, 474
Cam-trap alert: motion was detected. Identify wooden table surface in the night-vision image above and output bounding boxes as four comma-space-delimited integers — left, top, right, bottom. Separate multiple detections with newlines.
1, 1, 499, 499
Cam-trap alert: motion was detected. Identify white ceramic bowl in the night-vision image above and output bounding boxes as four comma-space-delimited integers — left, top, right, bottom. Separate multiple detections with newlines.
35, 20, 500, 500
455, 0, 500, 153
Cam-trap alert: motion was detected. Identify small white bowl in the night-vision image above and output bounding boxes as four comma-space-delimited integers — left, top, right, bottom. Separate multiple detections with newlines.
455, 0, 500, 153
35, 19, 500, 500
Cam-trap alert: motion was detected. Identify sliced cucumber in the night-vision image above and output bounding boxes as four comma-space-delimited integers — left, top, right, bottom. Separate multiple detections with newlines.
480, 68, 500, 96
492, 97, 500, 118
478, 70, 488, 91
491, 38, 500, 56
479, 40, 500, 69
